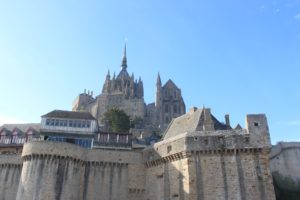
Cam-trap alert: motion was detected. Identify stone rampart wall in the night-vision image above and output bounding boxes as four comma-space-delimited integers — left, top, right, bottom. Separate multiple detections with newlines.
17, 141, 145, 200
143, 129, 272, 163
0, 124, 276, 200
144, 149, 275, 200
0, 154, 22, 200
143, 127, 275, 200
145, 158, 190, 200
270, 142, 300, 199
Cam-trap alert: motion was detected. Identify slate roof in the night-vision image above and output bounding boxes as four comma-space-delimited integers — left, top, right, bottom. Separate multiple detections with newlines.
211, 115, 228, 130
42, 110, 96, 120
163, 108, 229, 140
0, 123, 40, 132
162, 79, 179, 90
163, 108, 203, 139
235, 124, 242, 130
0, 127, 11, 135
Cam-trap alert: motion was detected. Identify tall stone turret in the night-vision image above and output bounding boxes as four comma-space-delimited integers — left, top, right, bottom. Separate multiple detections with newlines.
152, 74, 186, 132
137, 77, 144, 98
102, 70, 111, 93
155, 73, 162, 107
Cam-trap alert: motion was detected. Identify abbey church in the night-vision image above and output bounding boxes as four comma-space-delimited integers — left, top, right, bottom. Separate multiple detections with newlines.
72, 45, 186, 133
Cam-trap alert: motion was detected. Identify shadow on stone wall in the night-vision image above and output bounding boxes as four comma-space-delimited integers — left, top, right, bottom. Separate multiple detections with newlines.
272, 171, 300, 200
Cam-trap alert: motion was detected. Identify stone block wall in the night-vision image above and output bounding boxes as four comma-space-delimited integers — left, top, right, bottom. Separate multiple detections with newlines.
270, 142, 300, 199
0, 155, 22, 200
188, 150, 275, 200
145, 158, 190, 200
16, 141, 145, 200
144, 149, 275, 200
143, 120, 276, 200
17, 154, 83, 200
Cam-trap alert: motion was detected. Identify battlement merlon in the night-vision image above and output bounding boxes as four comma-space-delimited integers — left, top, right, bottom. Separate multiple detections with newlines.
245, 114, 272, 147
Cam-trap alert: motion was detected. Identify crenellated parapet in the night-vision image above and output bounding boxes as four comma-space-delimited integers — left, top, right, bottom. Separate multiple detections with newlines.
0, 154, 22, 167
22, 153, 131, 168
143, 128, 271, 163
22, 141, 142, 165
145, 147, 270, 168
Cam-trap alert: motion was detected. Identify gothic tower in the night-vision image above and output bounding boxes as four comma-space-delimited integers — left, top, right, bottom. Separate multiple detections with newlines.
155, 76, 186, 132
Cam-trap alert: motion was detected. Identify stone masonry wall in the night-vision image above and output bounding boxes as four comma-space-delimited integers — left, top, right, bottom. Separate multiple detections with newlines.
145, 158, 190, 200
187, 150, 275, 200
144, 149, 275, 200
270, 142, 300, 199
17, 141, 145, 200
0, 155, 22, 200
143, 121, 276, 200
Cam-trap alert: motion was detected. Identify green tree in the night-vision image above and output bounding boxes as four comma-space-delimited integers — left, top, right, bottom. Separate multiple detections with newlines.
102, 108, 130, 132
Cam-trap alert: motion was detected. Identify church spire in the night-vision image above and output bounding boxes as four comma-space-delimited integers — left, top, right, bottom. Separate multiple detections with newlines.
156, 72, 162, 87
121, 43, 127, 70
106, 70, 110, 79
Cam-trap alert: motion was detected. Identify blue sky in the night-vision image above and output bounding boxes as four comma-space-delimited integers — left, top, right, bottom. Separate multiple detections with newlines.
0, 0, 299, 144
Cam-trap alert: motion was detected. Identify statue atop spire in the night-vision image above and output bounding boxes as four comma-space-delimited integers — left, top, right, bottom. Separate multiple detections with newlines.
121, 43, 127, 70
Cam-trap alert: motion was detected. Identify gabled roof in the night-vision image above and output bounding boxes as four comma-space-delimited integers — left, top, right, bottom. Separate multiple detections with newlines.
162, 79, 179, 90
26, 127, 39, 134
0, 123, 40, 132
163, 107, 229, 140
235, 124, 242, 130
0, 127, 11, 135
163, 108, 204, 139
211, 115, 228, 130
11, 127, 24, 135
42, 110, 96, 120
